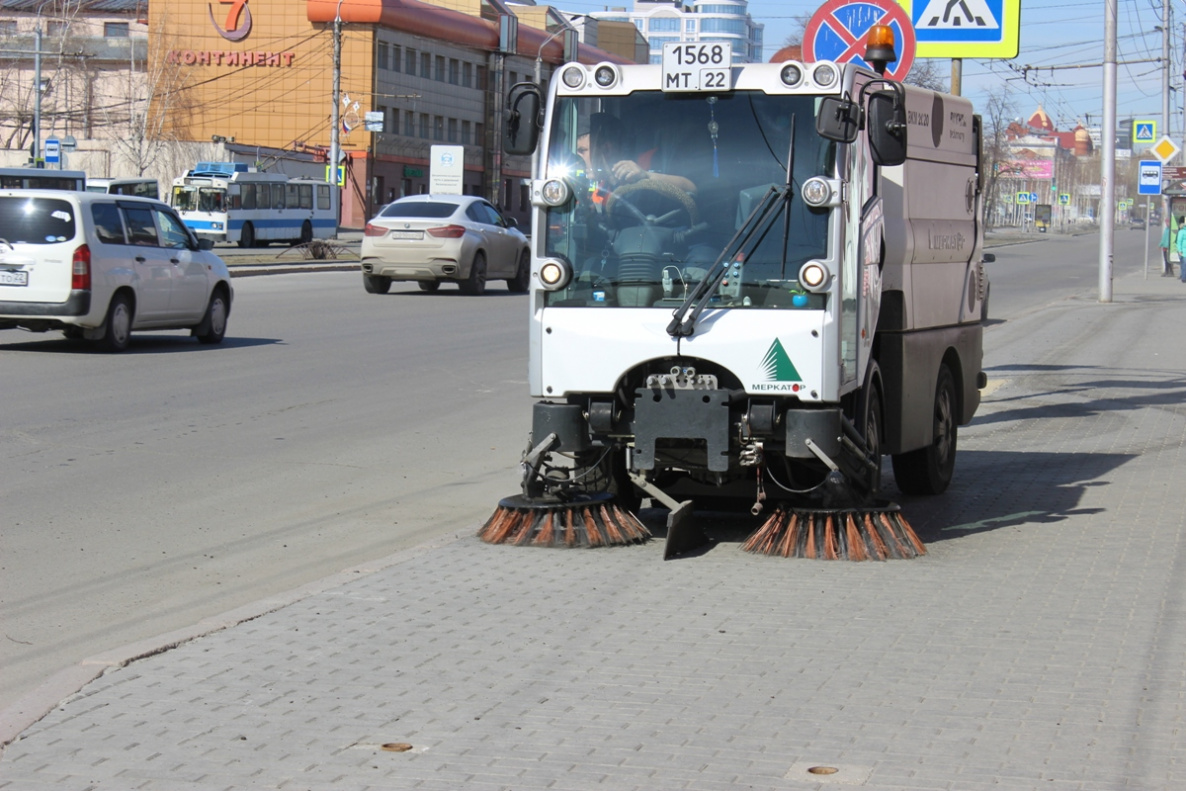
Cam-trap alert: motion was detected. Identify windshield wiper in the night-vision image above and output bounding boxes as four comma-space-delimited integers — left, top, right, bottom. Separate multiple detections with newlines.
666, 116, 799, 339
665, 186, 789, 338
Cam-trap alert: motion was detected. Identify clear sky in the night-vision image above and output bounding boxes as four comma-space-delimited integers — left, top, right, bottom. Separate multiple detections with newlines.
559, 0, 1176, 138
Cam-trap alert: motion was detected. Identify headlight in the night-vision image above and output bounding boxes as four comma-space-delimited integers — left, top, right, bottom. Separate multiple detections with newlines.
540, 178, 570, 207
799, 261, 831, 292
812, 62, 837, 89
538, 258, 572, 290
780, 63, 803, 88
801, 177, 832, 207
561, 65, 585, 89
593, 63, 618, 88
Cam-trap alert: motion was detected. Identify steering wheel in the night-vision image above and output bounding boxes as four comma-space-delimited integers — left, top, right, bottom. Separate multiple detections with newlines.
603, 180, 698, 229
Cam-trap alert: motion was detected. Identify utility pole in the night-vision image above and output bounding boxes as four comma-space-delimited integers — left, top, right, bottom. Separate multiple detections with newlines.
33, 24, 42, 166
1100, 0, 1117, 303
1162, 0, 1171, 224
329, 0, 343, 236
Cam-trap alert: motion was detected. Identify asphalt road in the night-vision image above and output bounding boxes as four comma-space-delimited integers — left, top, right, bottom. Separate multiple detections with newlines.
0, 274, 533, 713
0, 228, 1159, 714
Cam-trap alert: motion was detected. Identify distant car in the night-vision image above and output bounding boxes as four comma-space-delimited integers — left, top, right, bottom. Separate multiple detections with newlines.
1129, 216, 1146, 230
0, 189, 232, 352
360, 194, 530, 295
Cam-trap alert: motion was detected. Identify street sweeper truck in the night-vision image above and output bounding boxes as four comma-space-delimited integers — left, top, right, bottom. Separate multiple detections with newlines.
481, 30, 987, 559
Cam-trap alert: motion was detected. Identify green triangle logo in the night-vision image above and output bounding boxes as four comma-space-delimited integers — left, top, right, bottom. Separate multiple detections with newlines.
761, 339, 801, 382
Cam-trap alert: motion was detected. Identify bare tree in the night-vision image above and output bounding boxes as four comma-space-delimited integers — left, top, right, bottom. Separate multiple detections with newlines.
979, 87, 1019, 229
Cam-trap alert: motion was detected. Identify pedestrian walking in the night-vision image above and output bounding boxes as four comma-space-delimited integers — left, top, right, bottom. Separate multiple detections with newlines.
1175, 217, 1186, 283
1160, 217, 1175, 276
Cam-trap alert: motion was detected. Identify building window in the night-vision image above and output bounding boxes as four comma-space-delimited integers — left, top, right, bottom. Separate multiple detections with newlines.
419, 113, 429, 139
685, 19, 697, 32
649, 17, 679, 32
406, 47, 416, 75
434, 115, 444, 141
103, 21, 129, 38
391, 44, 401, 72
377, 42, 388, 70
449, 58, 460, 85
390, 108, 399, 134
46, 21, 69, 37
420, 52, 431, 79
404, 112, 415, 137
476, 65, 487, 91
447, 118, 458, 142
435, 55, 445, 81
463, 62, 473, 88
475, 122, 484, 147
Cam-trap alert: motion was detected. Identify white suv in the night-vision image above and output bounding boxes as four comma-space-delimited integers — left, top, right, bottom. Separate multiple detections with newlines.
0, 190, 233, 352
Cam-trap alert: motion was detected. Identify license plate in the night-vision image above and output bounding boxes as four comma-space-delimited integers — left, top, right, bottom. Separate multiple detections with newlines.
0, 269, 28, 287
661, 43, 732, 93
389, 230, 423, 240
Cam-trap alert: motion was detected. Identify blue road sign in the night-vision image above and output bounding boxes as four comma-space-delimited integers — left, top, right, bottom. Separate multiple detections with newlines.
1134, 121, 1156, 144
1138, 160, 1163, 196
44, 137, 60, 165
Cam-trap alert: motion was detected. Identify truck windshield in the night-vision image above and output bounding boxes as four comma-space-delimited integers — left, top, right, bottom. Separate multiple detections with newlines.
542, 91, 833, 309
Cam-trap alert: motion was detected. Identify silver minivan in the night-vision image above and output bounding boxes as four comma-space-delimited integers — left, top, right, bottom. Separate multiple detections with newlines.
0, 190, 233, 352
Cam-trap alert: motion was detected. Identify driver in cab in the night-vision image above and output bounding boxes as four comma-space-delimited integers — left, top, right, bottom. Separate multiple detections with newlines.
576, 113, 697, 196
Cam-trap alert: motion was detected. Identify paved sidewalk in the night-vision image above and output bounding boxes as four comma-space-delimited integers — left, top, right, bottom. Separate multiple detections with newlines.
3, 268, 1186, 790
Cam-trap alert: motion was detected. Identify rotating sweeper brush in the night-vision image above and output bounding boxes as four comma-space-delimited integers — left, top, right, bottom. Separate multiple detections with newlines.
478, 433, 650, 549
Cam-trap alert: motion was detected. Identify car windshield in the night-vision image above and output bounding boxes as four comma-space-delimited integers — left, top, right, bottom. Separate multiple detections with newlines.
542, 91, 833, 309
381, 202, 457, 219
0, 196, 77, 244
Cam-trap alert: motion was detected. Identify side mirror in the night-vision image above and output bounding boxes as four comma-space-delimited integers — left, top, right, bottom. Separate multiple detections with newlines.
504, 83, 542, 156
981, 252, 995, 263
816, 96, 860, 143
197, 237, 214, 251
867, 91, 907, 166
505, 216, 519, 228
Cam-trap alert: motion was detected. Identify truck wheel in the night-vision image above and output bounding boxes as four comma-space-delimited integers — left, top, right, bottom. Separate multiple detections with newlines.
97, 293, 133, 353
861, 381, 884, 495
238, 222, 255, 249
363, 274, 392, 294
507, 250, 530, 293
892, 364, 957, 496
459, 251, 487, 295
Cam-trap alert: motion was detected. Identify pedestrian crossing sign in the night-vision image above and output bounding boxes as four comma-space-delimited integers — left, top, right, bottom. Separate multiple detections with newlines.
895, 0, 1020, 58
1134, 121, 1156, 145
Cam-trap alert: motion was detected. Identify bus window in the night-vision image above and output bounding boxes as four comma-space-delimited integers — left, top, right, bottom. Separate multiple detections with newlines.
298, 184, 313, 209
317, 185, 331, 210
272, 184, 285, 210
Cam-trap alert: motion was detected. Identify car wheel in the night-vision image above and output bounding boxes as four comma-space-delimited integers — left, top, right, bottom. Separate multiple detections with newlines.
239, 222, 255, 249
363, 273, 392, 294
300, 220, 313, 244
418, 280, 441, 293
892, 364, 957, 496
507, 250, 530, 293
196, 288, 229, 344
98, 293, 133, 353
459, 251, 487, 295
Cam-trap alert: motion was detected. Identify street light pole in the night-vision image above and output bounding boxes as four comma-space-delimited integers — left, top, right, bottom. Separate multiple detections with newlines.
1099, 0, 1117, 303
33, 23, 42, 166
534, 16, 584, 85
328, 0, 344, 235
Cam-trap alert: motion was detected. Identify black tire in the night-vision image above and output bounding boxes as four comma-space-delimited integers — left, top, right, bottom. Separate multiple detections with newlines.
860, 378, 884, 495
195, 288, 229, 345
363, 273, 392, 294
299, 220, 313, 244
418, 280, 441, 293
506, 250, 530, 293
459, 251, 487, 295
238, 222, 255, 249
97, 293, 132, 353
892, 364, 957, 496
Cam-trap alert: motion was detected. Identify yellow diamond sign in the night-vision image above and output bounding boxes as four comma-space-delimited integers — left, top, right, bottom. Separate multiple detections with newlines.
1152, 136, 1180, 164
